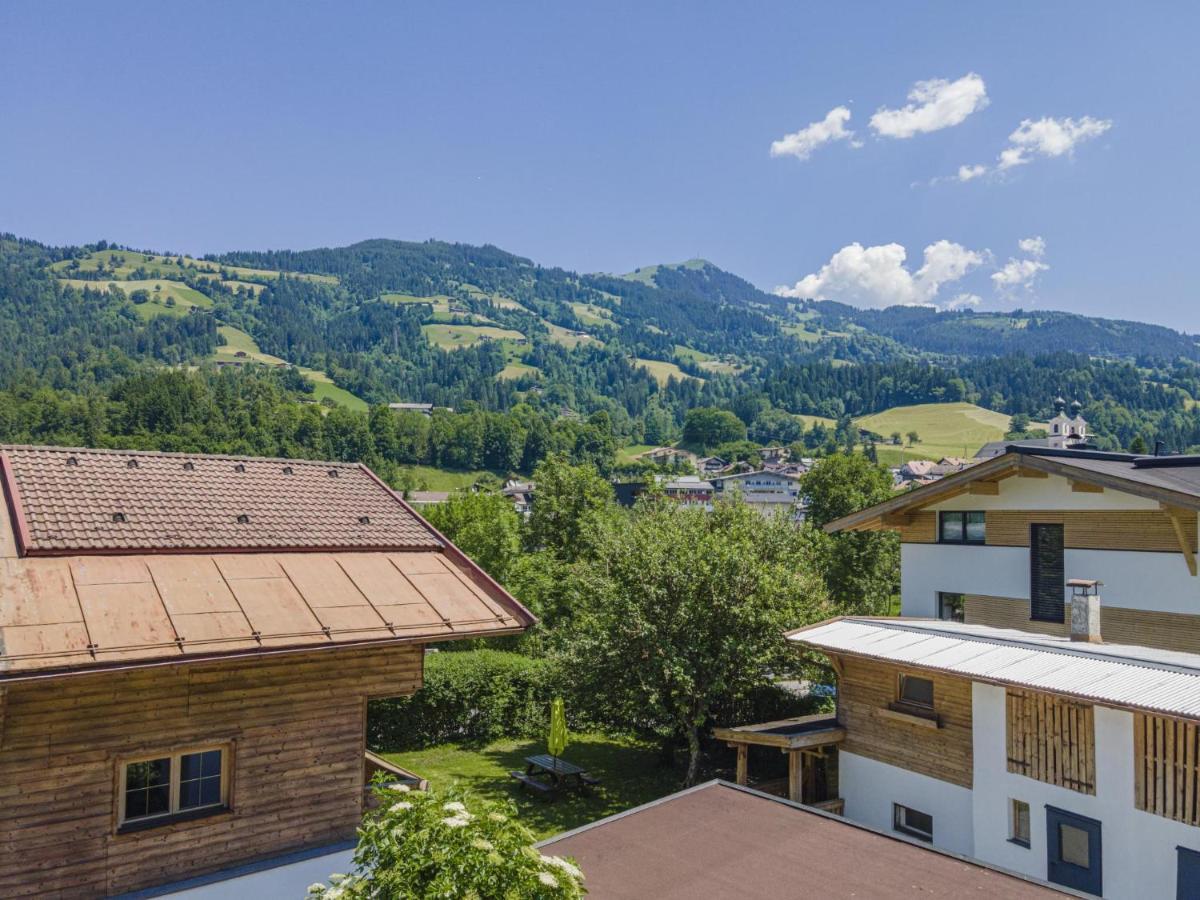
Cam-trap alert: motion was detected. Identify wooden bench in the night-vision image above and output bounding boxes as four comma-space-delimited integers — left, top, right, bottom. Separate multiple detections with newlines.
509, 771, 554, 796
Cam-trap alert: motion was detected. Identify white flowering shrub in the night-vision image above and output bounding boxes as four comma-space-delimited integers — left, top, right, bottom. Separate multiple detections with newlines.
308, 785, 585, 899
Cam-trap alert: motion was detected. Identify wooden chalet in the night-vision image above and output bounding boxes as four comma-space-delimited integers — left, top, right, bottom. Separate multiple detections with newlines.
0, 445, 534, 896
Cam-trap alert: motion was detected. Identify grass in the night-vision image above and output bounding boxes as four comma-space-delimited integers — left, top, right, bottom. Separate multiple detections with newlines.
497, 362, 540, 380
397, 465, 501, 491
211, 326, 367, 411
633, 358, 701, 386
423, 324, 525, 349
381, 732, 684, 840
570, 302, 614, 327
52, 249, 335, 284
62, 278, 213, 318
854, 402, 1016, 462
544, 322, 600, 349
617, 443, 656, 463
383, 293, 453, 314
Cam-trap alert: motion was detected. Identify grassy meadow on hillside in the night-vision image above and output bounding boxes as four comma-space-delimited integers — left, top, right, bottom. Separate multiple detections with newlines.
422, 323, 525, 349
856, 402, 1014, 463
211, 326, 367, 411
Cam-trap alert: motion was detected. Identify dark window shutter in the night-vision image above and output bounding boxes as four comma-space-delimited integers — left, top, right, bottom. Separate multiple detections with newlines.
1030, 523, 1065, 623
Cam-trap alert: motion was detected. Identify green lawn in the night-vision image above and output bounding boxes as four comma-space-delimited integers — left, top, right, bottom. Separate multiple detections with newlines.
545, 322, 601, 349
381, 732, 684, 840
52, 249, 335, 284
211, 326, 367, 411
854, 401, 1015, 461
423, 323, 525, 349
398, 465, 503, 491
617, 443, 656, 463
497, 361, 540, 380
633, 357, 701, 386
61, 278, 212, 318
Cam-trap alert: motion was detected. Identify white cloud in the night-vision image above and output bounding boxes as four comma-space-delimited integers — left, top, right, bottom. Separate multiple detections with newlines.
775, 240, 983, 309
993, 256, 1051, 292
951, 115, 1112, 181
1018, 236, 1046, 258
770, 107, 855, 161
869, 73, 988, 139
943, 293, 983, 310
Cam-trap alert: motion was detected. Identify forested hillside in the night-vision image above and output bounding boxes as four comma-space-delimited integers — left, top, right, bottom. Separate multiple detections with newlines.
4, 232, 1200, 467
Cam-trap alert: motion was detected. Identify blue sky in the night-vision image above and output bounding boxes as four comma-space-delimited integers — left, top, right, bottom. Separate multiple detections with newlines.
2, 2, 1197, 328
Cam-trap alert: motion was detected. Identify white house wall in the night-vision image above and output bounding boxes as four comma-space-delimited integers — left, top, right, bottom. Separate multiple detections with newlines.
901, 544, 1200, 617
837, 751, 975, 857
971, 682, 1200, 899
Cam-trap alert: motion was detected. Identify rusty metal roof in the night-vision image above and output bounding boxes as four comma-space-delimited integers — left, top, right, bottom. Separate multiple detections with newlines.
0, 445, 534, 680
1, 445, 441, 554
538, 781, 1065, 898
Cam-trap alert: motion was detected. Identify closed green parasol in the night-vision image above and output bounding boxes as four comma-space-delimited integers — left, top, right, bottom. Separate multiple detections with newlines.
548, 697, 568, 764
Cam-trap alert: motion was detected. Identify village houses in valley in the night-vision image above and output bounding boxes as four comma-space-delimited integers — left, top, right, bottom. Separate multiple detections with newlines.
0, 445, 534, 897
782, 443, 1200, 897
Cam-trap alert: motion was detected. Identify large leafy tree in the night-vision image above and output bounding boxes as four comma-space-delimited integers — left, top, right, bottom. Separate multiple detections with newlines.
560, 499, 826, 785
679, 406, 747, 452
524, 454, 616, 562
801, 453, 898, 614
423, 491, 522, 585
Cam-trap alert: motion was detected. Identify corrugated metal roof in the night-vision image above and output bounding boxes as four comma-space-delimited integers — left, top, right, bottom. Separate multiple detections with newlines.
790, 618, 1200, 719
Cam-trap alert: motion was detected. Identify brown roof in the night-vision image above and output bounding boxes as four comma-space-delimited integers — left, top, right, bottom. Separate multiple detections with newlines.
1, 445, 441, 555
0, 445, 534, 680
539, 782, 1066, 899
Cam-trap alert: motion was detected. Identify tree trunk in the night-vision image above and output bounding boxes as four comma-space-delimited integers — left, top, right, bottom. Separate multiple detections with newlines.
684, 725, 702, 786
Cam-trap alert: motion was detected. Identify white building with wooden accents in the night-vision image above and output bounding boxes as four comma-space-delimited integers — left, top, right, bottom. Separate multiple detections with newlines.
0, 445, 534, 897
789, 444, 1200, 898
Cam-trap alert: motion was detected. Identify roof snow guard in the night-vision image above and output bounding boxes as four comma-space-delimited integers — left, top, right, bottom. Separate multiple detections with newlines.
0, 445, 534, 681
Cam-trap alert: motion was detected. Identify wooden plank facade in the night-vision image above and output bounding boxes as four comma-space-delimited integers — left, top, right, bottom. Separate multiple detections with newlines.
1005, 689, 1095, 795
898, 509, 1196, 553
835, 656, 973, 788
0, 644, 422, 897
964, 595, 1200, 653
1135, 713, 1200, 827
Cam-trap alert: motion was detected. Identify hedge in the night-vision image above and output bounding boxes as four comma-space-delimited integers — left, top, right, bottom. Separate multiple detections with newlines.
367, 650, 555, 751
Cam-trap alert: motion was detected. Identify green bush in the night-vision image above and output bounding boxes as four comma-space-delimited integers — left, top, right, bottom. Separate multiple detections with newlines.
307, 785, 585, 899
368, 650, 555, 750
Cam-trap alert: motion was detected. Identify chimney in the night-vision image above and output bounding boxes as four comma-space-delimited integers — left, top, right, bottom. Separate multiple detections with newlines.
1067, 579, 1102, 643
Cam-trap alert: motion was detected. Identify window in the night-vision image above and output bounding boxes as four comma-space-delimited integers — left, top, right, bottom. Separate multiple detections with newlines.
120, 746, 229, 829
1009, 799, 1030, 847
938, 591, 965, 622
938, 511, 985, 544
893, 804, 933, 842
898, 674, 935, 710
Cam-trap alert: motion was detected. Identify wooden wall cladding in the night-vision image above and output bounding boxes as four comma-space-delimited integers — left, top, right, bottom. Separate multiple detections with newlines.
965, 595, 1200, 654
837, 656, 973, 788
0, 644, 422, 897
1135, 713, 1200, 827
899, 509, 1196, 553
1006, 689, 1095, 794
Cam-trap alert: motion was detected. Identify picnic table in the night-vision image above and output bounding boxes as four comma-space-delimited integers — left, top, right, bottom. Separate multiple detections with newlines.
510, 754, 600, 798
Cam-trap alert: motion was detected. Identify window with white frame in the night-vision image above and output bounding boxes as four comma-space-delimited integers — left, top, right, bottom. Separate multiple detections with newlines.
893, 803, 933, 842
120, 745, 229, 828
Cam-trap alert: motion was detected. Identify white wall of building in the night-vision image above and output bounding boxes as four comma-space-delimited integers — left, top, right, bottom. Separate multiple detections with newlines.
838, 751, 975, 857
971, 682, 1200, 899
901, 543, 1200, 617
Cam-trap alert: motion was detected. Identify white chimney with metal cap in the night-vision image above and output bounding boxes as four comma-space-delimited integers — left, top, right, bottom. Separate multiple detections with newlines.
1067, 579, 1102, 643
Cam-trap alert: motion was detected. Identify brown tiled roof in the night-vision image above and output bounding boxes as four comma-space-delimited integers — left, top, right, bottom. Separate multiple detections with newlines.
0, 445, 535, 679
1, 445, 441, 554
539, 782, 1065, 898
